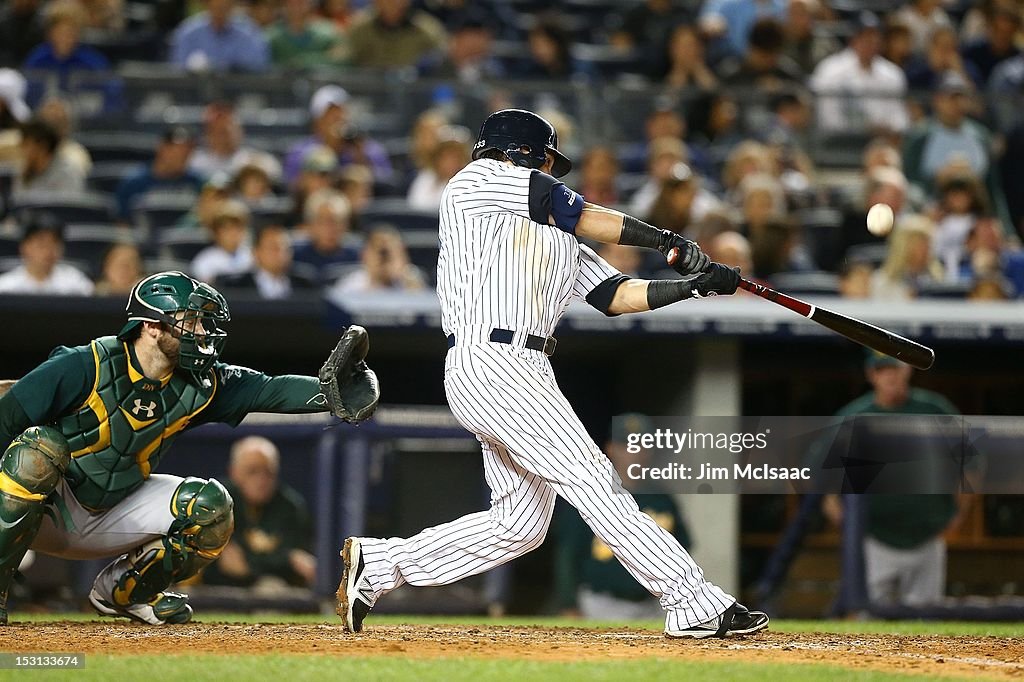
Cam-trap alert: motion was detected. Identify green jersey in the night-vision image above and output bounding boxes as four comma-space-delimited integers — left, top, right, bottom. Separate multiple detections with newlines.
835, 388, 960, 549
0, 336, 327, 511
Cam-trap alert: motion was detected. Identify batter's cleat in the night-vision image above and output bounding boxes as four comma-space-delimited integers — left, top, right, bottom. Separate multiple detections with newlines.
665, 602, 769, 639
89, 588, 193, 625
336, 537, 373, 633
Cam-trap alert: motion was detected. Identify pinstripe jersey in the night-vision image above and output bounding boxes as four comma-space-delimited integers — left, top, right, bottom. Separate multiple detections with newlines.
437, 158, 619, 338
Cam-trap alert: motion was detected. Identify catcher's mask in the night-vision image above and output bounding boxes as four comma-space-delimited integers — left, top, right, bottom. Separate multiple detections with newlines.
472, 108, 572, 178
118, 271, 230, 378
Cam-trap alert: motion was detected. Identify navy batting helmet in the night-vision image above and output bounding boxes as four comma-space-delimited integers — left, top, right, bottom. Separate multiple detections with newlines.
472, 109, 572, 178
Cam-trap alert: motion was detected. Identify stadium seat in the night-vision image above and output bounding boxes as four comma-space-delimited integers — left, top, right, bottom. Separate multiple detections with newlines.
917, 281, 973, 299
321, 262, 362, 286
250, 196, 295, 227
844, 243, 889, 267
0, 232, 19, 258
797, 207, 843, 271
767, 271, 841, 296
362, 199, 439, 232
76, 131, 157, 163
135, 191, 199, 231
87, 161, 139, 195
64, 224, 139, 269
10, 192, 116, 225
158, 226, 212, 262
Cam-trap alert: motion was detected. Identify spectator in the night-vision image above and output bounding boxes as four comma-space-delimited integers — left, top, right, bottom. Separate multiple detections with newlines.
332, 223, 426, 293
247, 0, 280, 30
0, 69, 29, 163
931, 173, 990, 277
267, 0, 347, 69
958, 218, 1024, 297
883, 20, 915, 73
685, 91, 743, 175
719, 18, 803, 89
837, 166, 908, 270
516, 18, 586, 81
904, 26, 979, 91
737, 172, 787, 237
658, 24, 716, 90
407, 108, 450, 180
810, 12, 908, 133
962, 1, 1021, 85
283, 85, 392, 184
321, 0, 354, 31
115, 126, 204, 222
596, 243, 643, 278
36, 97, 91, 177
347, 0, 446, 69
783, 0, 839, 75
217, 224, 317, 298
204, 436, 316, 589
721, 140, 776, 197
821, 352, 962, 608
23, 1, 110, 78
190, 199, 254, 282
895, 0, 952, 56
554, 414, 692, 620
171, 0, 270, 72
763, 90, 815, 181
233, 163, 274, 203
903, 71, 1009, 231
177, 172, 232, 231
12, 117, 85, 195
336, 163, 374, 226
968, 273, 1012, 300
293, 189, 359, 281
0, 0, 45, 67
1001, 121, 1024, 236
862, 138, 903, 174
0, 212, 93, 295
647, 161, 701, 235
288, 144, 337, 225
750, 217, 805, 280
610, 0, 691, 64
708, 230, 754, 275
871, 215, 943, 300
406, 125, 470, 211
189, 101, 282, 183
94, 242, 143, 296
425, 11, 501, 83
79, 0, 124, 33
628, 136, 689, 218
698, 0, 788, 61
578, 146, 620, 207
838, 260, 874, 299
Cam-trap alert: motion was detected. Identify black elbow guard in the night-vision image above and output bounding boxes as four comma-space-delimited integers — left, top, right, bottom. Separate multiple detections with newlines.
586, 274, 630, 316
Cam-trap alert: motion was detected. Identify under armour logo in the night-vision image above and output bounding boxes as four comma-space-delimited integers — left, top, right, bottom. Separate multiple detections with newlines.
132, 399, 157, 418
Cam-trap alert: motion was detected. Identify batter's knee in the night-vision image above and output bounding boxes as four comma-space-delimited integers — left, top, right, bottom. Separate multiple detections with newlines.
169, 477, 234, 559
492, 513, 550, 552
0, 426, 70, 501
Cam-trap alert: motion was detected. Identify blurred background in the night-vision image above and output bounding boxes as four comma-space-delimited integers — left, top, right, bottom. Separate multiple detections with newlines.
1, 0, 1024, 622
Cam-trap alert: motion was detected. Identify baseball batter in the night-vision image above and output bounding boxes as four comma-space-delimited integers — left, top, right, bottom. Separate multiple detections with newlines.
0, 271, 378, 625
338, 109, 768, 638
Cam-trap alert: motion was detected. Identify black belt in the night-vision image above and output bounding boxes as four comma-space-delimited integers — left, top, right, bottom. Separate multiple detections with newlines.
446, 328, 557, 357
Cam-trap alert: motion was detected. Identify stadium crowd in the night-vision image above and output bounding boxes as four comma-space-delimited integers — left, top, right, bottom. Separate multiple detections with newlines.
0, 0, 1022, 301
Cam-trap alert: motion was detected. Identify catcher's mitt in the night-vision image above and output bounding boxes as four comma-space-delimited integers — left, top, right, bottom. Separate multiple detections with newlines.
319, 325, 379, 423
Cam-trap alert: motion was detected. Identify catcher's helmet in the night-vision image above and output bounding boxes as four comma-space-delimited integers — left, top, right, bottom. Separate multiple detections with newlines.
472, 109, 572, 178
118, 271, 230, 378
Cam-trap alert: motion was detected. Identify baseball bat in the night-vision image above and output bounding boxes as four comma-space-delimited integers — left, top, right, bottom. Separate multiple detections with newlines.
737, 277, 935, 370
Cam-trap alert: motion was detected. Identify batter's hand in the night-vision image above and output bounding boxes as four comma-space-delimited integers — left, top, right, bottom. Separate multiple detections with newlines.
662, 236, 709, 276
689, 263, 741, 297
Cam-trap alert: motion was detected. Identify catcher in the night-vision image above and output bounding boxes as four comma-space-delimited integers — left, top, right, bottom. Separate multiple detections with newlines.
0, 271, 378, 625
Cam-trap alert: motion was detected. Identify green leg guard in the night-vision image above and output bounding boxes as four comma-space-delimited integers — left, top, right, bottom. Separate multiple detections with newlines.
89, 477, 234, 625
0, 427, 70, 625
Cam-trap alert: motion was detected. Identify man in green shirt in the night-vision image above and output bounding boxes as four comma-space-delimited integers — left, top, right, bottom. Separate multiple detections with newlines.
823, 351, 963, 607
266, 0, 348, 69
555, 415, 693, 620
203, 435, 316, 588
0, 271, 378, 625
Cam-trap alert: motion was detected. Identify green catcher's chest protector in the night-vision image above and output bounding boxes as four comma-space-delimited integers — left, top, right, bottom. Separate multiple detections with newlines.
57, 337, 217, 511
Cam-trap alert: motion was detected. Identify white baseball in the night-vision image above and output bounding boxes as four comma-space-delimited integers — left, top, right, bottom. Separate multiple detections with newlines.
866, 203, 895, 237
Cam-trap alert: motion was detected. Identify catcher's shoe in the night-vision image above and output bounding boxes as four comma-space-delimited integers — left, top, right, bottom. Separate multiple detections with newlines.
665, 602, 769, 639
89, 588, 193, 625
336, 537, 374, 633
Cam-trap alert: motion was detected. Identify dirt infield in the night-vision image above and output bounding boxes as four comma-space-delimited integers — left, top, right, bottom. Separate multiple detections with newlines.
2, 622, 1023, 679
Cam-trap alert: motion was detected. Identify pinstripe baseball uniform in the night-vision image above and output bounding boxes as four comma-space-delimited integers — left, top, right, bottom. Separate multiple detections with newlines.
357, 158, 734, 629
